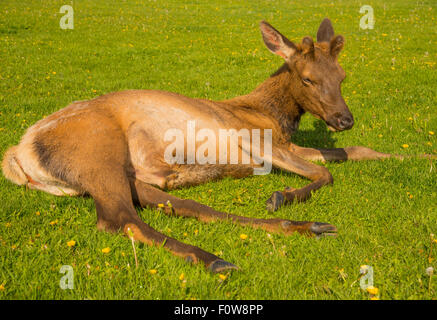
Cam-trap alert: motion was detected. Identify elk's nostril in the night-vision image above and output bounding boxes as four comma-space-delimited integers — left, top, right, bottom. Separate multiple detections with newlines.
339, 117, 354, 129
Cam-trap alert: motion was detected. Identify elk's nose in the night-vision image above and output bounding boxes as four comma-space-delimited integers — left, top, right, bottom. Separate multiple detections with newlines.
338, 116, 354, 130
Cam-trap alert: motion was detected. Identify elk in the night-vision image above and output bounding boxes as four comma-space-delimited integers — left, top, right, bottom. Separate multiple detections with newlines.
1, 19, 406, 272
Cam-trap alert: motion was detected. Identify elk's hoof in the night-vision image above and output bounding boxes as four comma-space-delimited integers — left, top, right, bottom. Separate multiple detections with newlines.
208, 260, 239, 273
266, 191, 284, 212
310, 222, 338, 238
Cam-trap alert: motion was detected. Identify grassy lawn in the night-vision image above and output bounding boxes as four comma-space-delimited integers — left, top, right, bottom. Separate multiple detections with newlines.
0, 0, 436, 300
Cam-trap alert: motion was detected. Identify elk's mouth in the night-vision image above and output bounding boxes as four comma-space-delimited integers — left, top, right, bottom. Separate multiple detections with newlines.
308, 109, 354, 132
327, 125, 338, 132
325, 115, 354, 132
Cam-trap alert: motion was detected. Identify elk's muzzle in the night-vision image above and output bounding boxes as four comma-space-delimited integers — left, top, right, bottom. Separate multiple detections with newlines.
326, 111, 354, 131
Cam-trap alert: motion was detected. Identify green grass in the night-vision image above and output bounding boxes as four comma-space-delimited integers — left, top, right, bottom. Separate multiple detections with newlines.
0, 0, 436, 300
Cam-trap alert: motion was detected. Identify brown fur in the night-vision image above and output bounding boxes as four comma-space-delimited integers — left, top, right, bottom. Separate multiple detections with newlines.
2, 19, 404, 272
1, 146, 27, 185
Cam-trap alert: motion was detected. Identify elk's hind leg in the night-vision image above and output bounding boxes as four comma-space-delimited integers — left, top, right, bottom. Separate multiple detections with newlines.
131, 179, 337, 237
87, 170, 238, 273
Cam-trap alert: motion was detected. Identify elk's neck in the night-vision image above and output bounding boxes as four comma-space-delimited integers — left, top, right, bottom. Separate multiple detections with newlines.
226, 64, 305, 141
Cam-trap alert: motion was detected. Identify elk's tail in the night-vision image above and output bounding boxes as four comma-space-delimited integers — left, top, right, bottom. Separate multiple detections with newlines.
2, 146, 27, 185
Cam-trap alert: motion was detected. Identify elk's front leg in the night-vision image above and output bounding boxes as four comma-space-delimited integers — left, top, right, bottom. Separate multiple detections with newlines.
266, 146, 334, 211
288, 143, 396, 162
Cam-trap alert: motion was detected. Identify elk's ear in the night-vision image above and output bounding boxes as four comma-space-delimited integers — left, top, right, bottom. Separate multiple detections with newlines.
317, 18, 334, 43
260, 21, 297, 59
330, 35, 344, 58
301, 36, 315, 56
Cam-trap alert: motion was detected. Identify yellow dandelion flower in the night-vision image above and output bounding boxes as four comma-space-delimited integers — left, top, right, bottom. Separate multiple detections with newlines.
366, 286, 379, 295
219, 274, 227, 281
433, 239, 437, 244
179, 273, 185, 281
49, 220, 58, 226
429, 131, 435, 135
101, 247, 111, 254
5, 222, 11, 227
67, 240, 76, 247
157, 203, 164, 208
35, 211, 40, 216
149, 269, 157, 275
402, 144, 409, 148
0, 284, 5, 291
240, 234, 248, 240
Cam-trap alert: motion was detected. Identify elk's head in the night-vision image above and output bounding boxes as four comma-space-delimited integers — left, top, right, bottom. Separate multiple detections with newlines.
260, 18, 354, 131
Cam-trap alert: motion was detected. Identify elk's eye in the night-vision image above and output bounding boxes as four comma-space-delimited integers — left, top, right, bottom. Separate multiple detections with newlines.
302, 78, 312, 85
